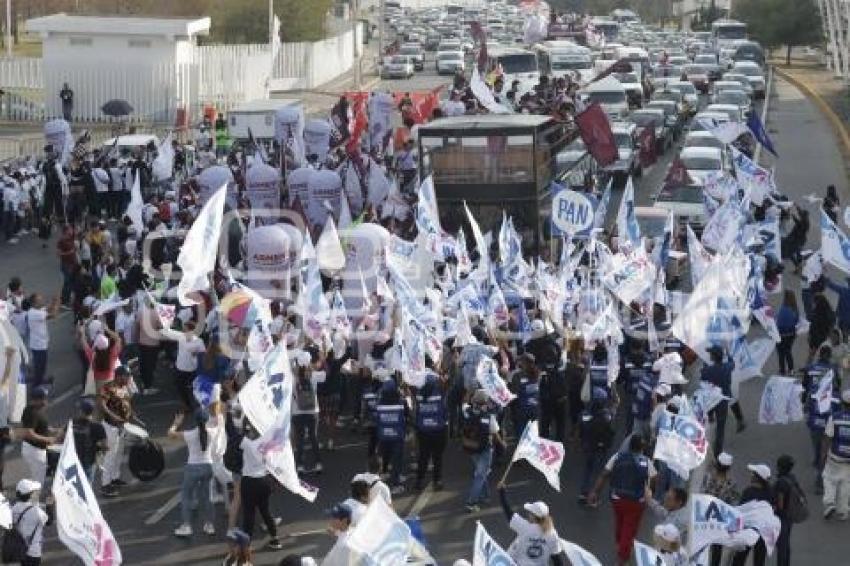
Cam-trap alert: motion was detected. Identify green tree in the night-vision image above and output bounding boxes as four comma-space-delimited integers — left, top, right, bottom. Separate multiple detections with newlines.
733, 0, 822, 64
207, 0, 333, 44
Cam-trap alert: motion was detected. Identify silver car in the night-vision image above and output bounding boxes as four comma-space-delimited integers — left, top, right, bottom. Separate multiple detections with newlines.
381, 55, 415, 79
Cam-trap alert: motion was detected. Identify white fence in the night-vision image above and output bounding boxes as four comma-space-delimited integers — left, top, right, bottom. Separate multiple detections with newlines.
0, 26, 364, 125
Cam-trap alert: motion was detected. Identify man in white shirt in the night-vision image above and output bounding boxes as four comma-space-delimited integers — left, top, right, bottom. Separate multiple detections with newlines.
25, 295, 58, 389
11, 479, 49, 566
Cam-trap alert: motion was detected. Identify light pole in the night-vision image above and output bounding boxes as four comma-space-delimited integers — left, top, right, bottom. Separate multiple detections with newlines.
352, 0, 361, 88
269, 0, 274, 46
5, 0, 11, 58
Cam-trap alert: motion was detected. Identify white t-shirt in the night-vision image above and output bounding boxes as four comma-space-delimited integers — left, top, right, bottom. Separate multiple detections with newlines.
507, 514, 561, 566
11, 502, 48, 558
26, 309, 49, 351
93, 168, 110, 193
161, 329, 206, 372
240, 437, 268, 478
115, 310, 136, 345
341, 497, 367, 526
184, 423, 219, 465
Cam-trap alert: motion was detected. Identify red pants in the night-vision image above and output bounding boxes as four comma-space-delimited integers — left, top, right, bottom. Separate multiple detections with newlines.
612, 497, 645, 563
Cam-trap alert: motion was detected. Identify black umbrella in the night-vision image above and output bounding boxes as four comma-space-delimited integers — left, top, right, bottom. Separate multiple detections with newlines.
101, 99, 134, 117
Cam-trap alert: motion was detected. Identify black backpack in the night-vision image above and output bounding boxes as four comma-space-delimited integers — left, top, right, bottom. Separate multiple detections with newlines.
461, 410, 488, 454
2, 506, 37, 563
784, 477, 810, 524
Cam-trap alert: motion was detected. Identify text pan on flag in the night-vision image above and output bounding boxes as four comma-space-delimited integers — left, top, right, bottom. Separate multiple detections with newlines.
551, 186, 597, 238
53, 420, 123, 566
512, 420, 565, 491
575, 102, 618, 167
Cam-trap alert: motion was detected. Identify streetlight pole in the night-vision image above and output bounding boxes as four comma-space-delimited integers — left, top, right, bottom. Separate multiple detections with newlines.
269, 0, 274, 46
5, 0, 12, 58
352, 0, 361, 88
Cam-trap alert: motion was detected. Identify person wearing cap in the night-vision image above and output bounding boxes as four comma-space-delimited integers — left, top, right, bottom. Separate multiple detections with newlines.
71, 398, 107, 483
821, 388, 850, 521
588, 433, 656, 565
510, 353, 541, 441
462, 389, 504, 513
325, 502, 353, 556
11, 478, 49, 566
731, 464, 774, 566
773, 454, 800, 566
20, 386, 62, 487
701, 452, 741, 566
413, 372, 448, 491
652, 523, 687, 566
78, 325, 122, 393
494, 483, 565, 566
342, 478, 370, 526
223, 528, 253, 566
646, 486, 689, 546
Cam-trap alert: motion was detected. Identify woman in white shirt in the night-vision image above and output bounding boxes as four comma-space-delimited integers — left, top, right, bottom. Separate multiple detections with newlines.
168, 407, 220, 538
291, 350, 325, 473
160, 320, 206, 410
239, 424, 283, 550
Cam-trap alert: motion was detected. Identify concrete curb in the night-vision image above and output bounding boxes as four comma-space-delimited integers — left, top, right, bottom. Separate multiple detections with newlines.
773, 66, 850, 165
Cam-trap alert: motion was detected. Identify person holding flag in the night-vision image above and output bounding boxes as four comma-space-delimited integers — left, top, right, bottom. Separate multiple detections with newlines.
802, 345, 840, 494
821, 389, 850, 521
494, 482, 566, 565
462, 389, 505, 513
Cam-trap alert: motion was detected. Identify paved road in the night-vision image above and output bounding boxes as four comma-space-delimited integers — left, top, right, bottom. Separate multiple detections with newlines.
0, 72, 847, 565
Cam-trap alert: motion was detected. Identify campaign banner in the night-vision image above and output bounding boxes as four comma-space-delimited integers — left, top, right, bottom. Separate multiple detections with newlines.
473, 521, 516, 566
286, 166, 313, 209
246, 162, 282, 220
176, 184, 227, 305
53, 421, 122, 566
758, 376, 804, 425
551, 186, 597, 237
303, 118, 332, 162
602, 250, 655, 305
305, 169, 343, 229
742, 217, 781, 262
238, 345, 291, 434
197, 165, 237, 208
701, 200, 746, 252
820, 210, 850, 274
690, 494, 747, 556
653, 410, 707, 478
476, 358, 516, 407
633, 541, 666, 566
347, 497, 413, 565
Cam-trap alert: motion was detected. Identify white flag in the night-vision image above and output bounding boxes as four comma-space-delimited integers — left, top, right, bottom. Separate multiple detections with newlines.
470, 69, 512, 114
152, 132, 174, 181
300, 259, 331, 343
616, 177, 641, 251
758, 376, 804, 425
512, 421, 565, 491
701, 199, 746, 252
653, 410, 707, 479
820, 210, 850, 274
346, 497, 413, 565
689, 494, 752, 557
633, 541, 666, 566
697, 116, 748, 144
602, 249, 655, 305
176, 184, 227, 305
476, 357, 516, 407
238, 345, 292, 433
559, 539, 603, 566
687, 224, 714, 288
473, 521, 516, 566
316, 215, 346, 273
816, 369, 835, 414
53, 420, 123, 566
126, 171, 144, 237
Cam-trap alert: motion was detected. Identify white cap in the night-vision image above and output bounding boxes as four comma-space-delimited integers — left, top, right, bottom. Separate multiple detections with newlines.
453, 561, 473, 566
842, 389, 850, 403
654, 523, 680, 543
16, 479, 41, 495
531, 319, 545, 333
654, 383, 672, 397
747, 463, 771, 481
717, 452, 733, 466
523, 501, 550, 518
93, 333, 109, 351
295, 350, 312, 368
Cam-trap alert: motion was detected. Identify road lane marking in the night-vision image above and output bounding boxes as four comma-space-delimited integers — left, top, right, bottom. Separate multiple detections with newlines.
406, 484, 433, 518
145, 491, 181, 525
53, 385, 82, 405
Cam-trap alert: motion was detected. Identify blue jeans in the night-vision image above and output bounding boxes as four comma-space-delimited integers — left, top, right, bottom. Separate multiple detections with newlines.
60, 264, 74, 305
581, 451, 608, 496
466, 446, 493, 505
30, 349, 47, 389
180, 462, 213, 526
810, 427, 824, 469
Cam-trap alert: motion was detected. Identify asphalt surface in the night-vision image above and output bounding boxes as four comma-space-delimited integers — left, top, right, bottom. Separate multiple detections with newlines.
1, 63, 848, 565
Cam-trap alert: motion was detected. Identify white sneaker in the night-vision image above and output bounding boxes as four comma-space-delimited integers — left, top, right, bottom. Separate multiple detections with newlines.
173, 524, 193, 537
202, 522, 215, 536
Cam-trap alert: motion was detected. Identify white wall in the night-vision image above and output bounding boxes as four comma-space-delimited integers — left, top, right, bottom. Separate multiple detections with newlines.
272, 24, 364, 90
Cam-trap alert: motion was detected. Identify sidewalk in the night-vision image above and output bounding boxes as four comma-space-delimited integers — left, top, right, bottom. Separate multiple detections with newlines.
770, 59, 850, 174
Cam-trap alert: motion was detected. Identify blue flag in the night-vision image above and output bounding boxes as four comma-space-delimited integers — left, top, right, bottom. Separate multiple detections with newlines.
746, 111, 777, 157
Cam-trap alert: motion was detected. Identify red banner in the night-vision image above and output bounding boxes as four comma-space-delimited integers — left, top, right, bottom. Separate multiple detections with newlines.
664, 157, 695, 187
575, 102, 617, 167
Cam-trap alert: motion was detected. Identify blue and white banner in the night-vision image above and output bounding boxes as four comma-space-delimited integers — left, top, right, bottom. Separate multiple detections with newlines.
690, 494, 748, 557
731, 147, 773, 206
731, 335, 774, 385
701, 199, 746, 252
551, 185, 597, 238
512, 421, 565, 491
238, 345, 291, 434
758, 376, 804, 425
653, 410, 707, 479
592, 180, 612, 232
602, 250, 655, 305
820, 210, 850, 274
53, 421, 123, 566
697, 116, 748, 144
300, 259, 331, 343
473, 521, 516, 566
633, 541, 666, 566
560, 539, 603, 566
346, 497, 413, 565
616, 177, 641, 251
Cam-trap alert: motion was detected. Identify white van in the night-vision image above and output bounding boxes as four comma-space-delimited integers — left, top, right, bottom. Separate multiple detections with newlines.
579, 75, 628, 119
534, 41, 595, 83
487, 46, 539, 96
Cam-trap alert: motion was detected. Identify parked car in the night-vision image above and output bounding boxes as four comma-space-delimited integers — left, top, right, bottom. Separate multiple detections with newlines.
381, 55, 415, 79
435, 50, 465, 74
711, 89, 752, 115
